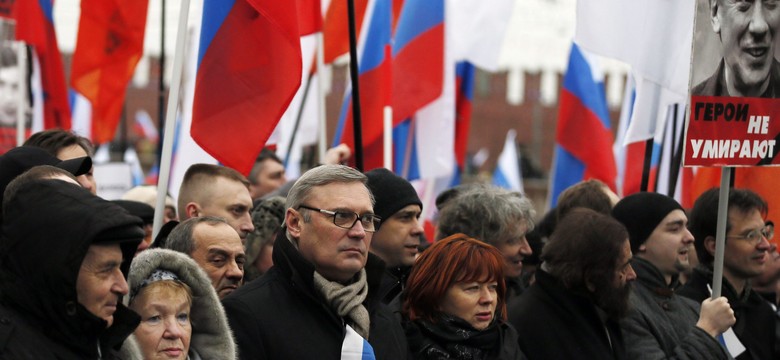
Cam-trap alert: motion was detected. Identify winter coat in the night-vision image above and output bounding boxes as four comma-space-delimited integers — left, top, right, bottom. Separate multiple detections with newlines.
621, 258, 729, 360
508, 269, 626, 360
222, 233, 407, 360
0, 179, 144, 359
123, 249, 237, 360
678, 266, 777, 360
404, 314, 525, 360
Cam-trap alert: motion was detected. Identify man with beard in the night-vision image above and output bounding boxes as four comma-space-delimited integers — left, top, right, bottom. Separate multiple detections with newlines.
509, 208, 636, 359
679, 188, 776, 360
613, 193, 735, 359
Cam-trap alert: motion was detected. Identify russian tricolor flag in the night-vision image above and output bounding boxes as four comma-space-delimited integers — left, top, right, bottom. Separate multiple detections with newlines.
549, 43, 617, 206
191, 0, 302, 174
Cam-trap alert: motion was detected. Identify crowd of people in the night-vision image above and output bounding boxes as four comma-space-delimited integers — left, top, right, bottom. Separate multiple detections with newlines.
0, 129, 777, 360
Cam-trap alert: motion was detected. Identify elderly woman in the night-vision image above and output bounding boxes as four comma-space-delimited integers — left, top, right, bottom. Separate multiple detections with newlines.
124, 249, 236, 360
403, 234, 525, 359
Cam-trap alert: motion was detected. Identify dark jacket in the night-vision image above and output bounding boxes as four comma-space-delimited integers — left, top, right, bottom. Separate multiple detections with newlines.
404, 315, 525, 360
621, 258, 728, 360
378, 265, 410, 305
692, 59, 780, 98
0, 179, 143, 359
508, 269, 626, 360
678, 266, 777, 360
222, 233, 407, 360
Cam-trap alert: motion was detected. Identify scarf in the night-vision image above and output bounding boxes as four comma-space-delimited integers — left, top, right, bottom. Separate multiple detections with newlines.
313, 270, 371, 338
405, 313, 505, 360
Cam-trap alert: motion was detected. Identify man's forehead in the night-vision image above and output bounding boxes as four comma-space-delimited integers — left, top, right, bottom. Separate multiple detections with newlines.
84, 243, 123, 263
195, 222, 241, 242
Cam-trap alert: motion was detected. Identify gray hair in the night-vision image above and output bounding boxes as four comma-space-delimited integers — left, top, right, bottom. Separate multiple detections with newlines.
165, 216, 229, 255
436, 184, 536, 247
285, 165, 372, 239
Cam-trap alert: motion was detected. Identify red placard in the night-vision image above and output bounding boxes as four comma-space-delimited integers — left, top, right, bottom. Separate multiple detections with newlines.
685, 96, 780, 167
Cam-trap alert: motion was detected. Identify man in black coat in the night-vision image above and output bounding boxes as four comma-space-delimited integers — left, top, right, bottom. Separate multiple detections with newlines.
509, 209, 636, 360
223, 165, 406, 360
0, 174, 144, 359
678, 188, 776, 360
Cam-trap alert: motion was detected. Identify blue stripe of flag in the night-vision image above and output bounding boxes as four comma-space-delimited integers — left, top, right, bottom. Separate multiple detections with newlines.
197, 0, 236, 67
392, 0, 444, 56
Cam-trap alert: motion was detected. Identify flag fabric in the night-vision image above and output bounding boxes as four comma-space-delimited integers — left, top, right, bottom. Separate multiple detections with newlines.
11, 0, 70, 129
690, 167, 780, 225
296, 0, 322, 36
192, 0, 303, 174
391, 0, 444, 124
133, 110, 159, 142
341, 325, 376, 360
549, 43, 617, 207
613, 74, 641, 196
334, 0, 392, 171
454, 61, 475, 170
575, 0, 695, 145
124, 146, 145, 186
70, 0, 149, 145
493, 129, 524, 193
322, 0, 368, 63
447, 0, 514, 72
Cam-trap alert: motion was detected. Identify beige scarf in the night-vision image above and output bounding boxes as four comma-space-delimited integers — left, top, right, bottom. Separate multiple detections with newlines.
312, 269, 371, 338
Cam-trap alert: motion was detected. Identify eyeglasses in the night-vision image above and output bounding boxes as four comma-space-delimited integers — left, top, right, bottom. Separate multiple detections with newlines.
297, 205, 381, 232
726, 228, 771, 245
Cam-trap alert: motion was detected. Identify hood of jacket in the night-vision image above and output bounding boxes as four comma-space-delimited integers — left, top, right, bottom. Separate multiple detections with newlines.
125, 249, 237, 360
0, 179, 144, 356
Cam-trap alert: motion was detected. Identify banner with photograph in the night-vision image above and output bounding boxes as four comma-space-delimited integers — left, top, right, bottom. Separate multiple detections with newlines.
685, 0, 780, 167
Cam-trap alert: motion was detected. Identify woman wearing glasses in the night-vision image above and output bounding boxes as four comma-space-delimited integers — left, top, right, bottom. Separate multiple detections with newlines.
402, 234, 525, 359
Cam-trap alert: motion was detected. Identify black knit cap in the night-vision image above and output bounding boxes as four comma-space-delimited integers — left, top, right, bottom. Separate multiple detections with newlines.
365, 168, 422, 224
612, 192, 684, 253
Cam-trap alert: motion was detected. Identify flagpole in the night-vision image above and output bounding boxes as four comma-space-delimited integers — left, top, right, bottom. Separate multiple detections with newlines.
153, 0, 190, 238
383, 106, 392, 169
347, 0, 364, 171
711, 167, 732, 298
155, 0, 167, 168
316, 32, 327, 161
640, 139, 653, 192
284, 70, 315, 166
15, 42, 26, 146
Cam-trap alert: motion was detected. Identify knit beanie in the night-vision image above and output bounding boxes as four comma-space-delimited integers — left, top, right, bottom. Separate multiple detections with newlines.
365, 168, 422, 224
612, 192, 684, 253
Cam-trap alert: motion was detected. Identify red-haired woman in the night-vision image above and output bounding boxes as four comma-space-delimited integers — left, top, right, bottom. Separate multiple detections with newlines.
402, 234, 525, 359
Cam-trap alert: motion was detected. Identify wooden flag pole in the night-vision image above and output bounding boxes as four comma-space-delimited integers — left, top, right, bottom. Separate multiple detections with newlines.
347, 0, 364, 171
711, 167, 732, 298
152, 0, 190, 239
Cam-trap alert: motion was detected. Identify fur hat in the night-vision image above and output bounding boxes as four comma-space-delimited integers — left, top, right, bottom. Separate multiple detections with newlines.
612, 192, 684, 253
365, 168, 422, 223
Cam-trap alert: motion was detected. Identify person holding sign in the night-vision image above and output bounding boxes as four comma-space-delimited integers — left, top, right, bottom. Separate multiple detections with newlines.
693, 0, 780, 97
612, 193, 735, 359
678, 188, 776, 360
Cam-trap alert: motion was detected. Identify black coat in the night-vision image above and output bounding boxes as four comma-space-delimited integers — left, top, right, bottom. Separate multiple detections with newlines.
678, 266, 777, 360
0, 179, 143, 359
508, 269, 626, 360
223, 233, 407, 360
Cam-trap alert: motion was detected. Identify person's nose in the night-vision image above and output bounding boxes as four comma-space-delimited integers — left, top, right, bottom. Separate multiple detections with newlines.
625, 264, 637, 282
112, 270, 129, 296
757, 233, 771, 251
479, 287, 495, 304
519, 236, 533, 257
410, 218, 424, 236
163, 317, 185, 339
241, 213, 255, 234
225, 260, 243, 282
76, 174, 93, 192
347, 218, 367, 238
749, 3, 770, 36
682, 228, 695, 245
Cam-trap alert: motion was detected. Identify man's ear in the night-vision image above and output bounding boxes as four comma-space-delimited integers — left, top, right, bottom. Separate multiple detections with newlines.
704, 235, 717, 256
185, 203, 200, 219
285, 209, 302, 238
711, 0, 720, 34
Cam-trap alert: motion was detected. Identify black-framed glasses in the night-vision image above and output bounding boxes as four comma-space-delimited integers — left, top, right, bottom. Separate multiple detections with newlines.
727, 228, 771, 245
298, 205, 381, 232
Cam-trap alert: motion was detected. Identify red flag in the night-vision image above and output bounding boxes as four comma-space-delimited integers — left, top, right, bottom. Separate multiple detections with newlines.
11, 0, 70, 129
322, 0, 367, 64
690, 167, 780, 225
296, 0, 322, 36
70, 0, 149, 144
192, 0, 302, 174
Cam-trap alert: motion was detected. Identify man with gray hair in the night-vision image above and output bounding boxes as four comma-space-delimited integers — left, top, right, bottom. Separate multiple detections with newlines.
223, 165, 406, 360
436, 184, 536, 300
165, 216, 245, 299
